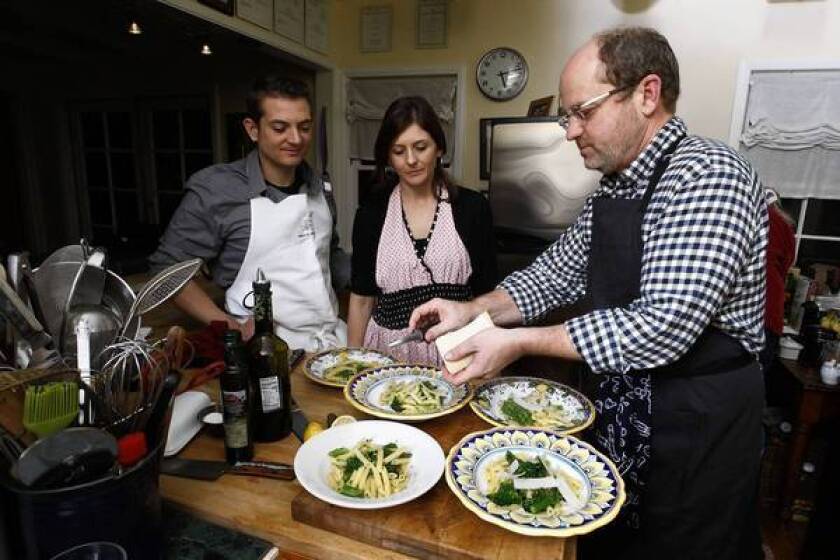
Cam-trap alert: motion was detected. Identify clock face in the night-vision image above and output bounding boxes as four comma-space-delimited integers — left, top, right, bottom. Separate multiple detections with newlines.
476, 47, 529, 101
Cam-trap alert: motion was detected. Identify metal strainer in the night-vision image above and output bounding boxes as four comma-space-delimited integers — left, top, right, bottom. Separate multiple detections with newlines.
119, 258, 203, 339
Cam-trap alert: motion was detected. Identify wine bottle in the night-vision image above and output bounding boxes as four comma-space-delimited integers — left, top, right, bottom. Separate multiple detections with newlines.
248, 268, 292, 442
220, 329, 253, 463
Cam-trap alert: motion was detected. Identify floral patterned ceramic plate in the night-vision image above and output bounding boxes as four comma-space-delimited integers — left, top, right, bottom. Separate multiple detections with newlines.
445, 427, 625, 537
344, 364, 472, 422
470, 376, 595, 435
303, 347, 396, 388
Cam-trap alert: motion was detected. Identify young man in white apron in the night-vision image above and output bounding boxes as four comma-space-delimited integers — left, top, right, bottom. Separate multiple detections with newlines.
149, 76, 347, 351
410, 28, 766, 558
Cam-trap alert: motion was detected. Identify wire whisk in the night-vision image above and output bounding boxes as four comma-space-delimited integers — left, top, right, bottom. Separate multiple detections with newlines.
92, 338, 169, 436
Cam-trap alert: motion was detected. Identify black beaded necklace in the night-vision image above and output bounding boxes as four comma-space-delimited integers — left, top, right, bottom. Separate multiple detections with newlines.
401, 195, 441, 283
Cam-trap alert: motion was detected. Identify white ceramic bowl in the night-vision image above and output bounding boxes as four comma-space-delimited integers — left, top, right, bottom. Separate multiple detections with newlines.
293, 420, 444, 509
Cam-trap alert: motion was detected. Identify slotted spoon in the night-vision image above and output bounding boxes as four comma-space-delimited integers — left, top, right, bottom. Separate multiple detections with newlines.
118, 258, 203, 338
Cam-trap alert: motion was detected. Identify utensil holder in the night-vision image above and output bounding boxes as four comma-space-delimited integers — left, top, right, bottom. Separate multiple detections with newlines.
0, 442, 165, 559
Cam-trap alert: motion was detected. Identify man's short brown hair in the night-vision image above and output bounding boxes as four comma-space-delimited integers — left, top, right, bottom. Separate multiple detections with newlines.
595, 27, 680, 113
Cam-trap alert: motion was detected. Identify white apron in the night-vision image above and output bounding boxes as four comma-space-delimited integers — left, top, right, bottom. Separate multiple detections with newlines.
225, 189, 346, 351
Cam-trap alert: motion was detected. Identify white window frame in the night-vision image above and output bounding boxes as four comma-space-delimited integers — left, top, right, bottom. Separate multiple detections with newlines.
339, 66, 467, 249
729, 58, 840, 261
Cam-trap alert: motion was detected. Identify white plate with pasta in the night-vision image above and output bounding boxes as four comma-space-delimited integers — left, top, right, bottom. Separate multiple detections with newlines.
303, 347, 396, 388
343, 364, 473, 422
470, 377, 595, 435
446, 428, 625, 537
293, 420, 445, 509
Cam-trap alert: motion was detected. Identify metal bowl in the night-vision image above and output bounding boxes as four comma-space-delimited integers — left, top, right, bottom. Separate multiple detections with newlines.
32, 262, 140, 342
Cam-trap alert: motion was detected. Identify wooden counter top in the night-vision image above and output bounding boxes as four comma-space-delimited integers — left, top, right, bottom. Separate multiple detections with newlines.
160, 362, 576, 560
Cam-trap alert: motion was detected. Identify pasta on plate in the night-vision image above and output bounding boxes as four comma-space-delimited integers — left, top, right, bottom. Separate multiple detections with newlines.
327, 439, 412, 498
322, 352, 385, 383
483, 451, 585, 516
379, 379, 447, 414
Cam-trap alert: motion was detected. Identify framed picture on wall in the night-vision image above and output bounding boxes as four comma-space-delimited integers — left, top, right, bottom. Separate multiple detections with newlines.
527, 95, 554, 117
416, 0, 447, 49
199, 0, 235, 16
360, 6, 392, 53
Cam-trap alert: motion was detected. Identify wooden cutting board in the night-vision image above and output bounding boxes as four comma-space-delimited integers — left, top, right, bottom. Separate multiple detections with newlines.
290, 410, 576, 560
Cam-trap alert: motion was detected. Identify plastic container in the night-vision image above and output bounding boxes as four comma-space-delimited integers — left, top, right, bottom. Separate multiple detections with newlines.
0, 443, 164, 560
820, 360, 839, 386
779, 337, 803, 360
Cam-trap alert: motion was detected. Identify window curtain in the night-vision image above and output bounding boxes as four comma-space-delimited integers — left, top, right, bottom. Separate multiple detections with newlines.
346, 75, 457, 164
739, 70, 840, 200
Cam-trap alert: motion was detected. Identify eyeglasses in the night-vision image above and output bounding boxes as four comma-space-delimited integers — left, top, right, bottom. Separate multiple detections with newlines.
557, 84, 635, 130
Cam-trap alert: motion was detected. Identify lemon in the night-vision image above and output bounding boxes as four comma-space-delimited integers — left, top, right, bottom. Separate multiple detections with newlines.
331, 415, 356, 427
303, 421, 325, 441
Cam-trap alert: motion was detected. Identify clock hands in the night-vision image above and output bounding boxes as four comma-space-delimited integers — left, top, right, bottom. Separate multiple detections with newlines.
497, 70, 509, 88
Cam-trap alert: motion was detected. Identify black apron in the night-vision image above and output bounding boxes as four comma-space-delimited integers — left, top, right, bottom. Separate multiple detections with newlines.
580, 138, 765, 559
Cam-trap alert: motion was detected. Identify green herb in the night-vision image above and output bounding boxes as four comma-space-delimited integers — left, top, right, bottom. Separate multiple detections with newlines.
522, 488, 562, 513
329, 447, 349, 458
338, 484, 365, 497
390, 396, 404, 412
385, 463, 401, 475
487, 480, 522, 506
501, 398, 534, 425
514, 458, 548, 478
382, 443, 398, 456
343, 456, 363, 480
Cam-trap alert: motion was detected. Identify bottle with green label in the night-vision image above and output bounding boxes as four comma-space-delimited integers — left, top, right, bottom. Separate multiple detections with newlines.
248, 268, 292, 442
220, 329, 253, 463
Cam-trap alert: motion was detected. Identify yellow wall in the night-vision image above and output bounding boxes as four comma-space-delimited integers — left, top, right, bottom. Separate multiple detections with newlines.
333, 0, 840, 189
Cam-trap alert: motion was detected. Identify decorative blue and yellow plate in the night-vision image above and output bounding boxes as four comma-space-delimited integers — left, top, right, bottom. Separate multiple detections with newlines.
303, 347, 396, 388
344, 364, 472, 422
445, 427, 625, 537
470, 376, 595, 434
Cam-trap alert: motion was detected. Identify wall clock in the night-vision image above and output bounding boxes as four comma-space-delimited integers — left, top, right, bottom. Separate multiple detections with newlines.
476, 47, 529, 101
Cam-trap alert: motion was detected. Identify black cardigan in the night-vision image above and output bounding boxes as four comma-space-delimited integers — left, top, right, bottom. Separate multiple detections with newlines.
351, 185, 498, 298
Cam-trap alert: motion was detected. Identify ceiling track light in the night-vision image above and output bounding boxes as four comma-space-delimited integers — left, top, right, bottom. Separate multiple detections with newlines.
201, 43, 212, 55
128, 21, 142, 35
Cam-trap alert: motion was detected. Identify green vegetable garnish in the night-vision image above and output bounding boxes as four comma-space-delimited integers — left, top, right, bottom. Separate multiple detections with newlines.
489, 452, 559, 511
390, 396, 404, 412
343, 456, 363, 480
338, 484, 365, 497
522, 488, 562, 513
501, 398, 534, 425
382, 443, 398, 456
487, 480, 522, 506
514, 458, 548, 479
329, 447, 349, 457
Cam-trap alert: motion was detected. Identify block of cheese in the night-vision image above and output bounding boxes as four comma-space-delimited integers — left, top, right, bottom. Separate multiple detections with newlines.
435, 311, 494, 374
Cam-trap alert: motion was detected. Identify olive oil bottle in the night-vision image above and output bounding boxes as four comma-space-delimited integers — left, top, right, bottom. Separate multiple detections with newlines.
220, 329, 253, 463
248, 268, 292, 441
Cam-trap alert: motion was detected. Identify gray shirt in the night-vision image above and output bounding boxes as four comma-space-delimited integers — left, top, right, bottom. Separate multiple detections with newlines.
149, 149, 350, 290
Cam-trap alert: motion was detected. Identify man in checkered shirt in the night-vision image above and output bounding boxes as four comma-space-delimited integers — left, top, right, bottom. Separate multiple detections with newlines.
411, 27, 766, 559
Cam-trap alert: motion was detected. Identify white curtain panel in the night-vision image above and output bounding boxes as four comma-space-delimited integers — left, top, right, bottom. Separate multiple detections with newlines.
740, 70, 840, 199
346, 75, 457, 162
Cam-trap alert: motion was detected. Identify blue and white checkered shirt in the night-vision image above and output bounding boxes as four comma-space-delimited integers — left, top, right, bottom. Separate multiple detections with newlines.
499, 117, 768, 374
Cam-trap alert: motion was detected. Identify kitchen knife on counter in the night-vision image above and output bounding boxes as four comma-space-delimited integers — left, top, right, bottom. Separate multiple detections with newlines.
161, 458, 295, 481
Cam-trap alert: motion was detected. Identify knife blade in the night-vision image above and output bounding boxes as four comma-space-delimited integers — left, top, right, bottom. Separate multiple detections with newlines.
387, 329, 425, 349
291, 398, 308, 443
161, 458, 295, 481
